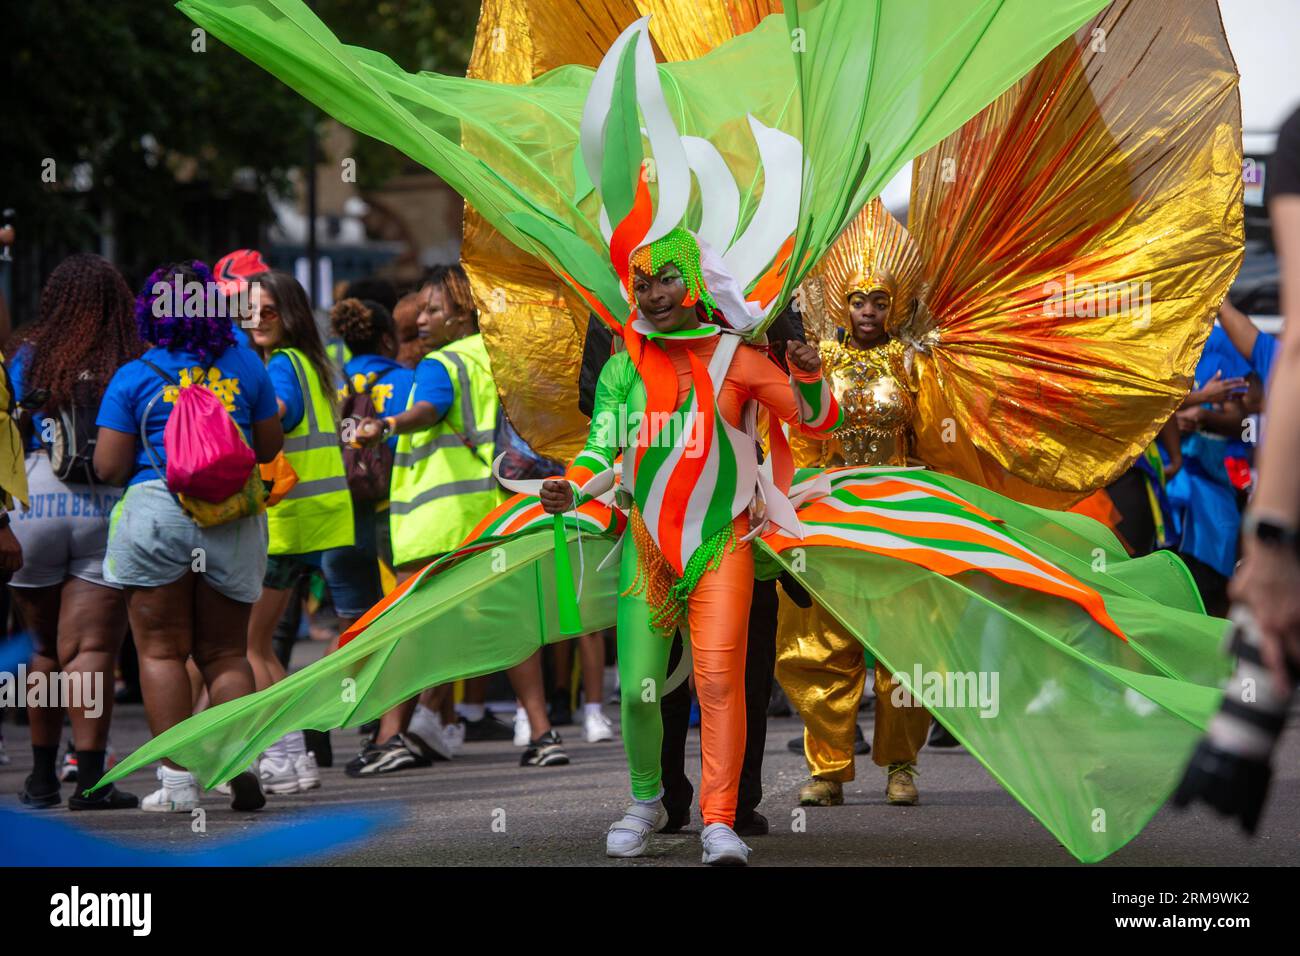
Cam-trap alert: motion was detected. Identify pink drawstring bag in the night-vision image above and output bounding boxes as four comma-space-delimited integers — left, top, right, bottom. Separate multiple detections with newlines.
141, 362, 255, 502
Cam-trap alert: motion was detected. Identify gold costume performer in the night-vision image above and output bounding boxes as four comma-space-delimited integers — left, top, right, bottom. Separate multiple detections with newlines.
777, 242, 932, 806
770, 0, 1243, 809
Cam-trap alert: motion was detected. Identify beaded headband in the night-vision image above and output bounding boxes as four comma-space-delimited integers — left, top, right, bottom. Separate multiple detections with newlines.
626, 228, 720, 320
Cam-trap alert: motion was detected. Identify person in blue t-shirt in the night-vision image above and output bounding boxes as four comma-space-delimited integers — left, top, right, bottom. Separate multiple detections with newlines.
1215, 298, 1279, 388
334, 297, 415, 448
7, 253, 145, 811
329, 296, 411, 627
349, 264, 564, 776
94, 260, 281, 815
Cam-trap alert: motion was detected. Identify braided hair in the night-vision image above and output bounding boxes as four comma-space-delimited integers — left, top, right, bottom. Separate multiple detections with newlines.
20, 253, 143, 412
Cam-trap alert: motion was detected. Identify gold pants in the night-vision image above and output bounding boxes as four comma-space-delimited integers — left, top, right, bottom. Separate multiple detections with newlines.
775, 597, 930, 781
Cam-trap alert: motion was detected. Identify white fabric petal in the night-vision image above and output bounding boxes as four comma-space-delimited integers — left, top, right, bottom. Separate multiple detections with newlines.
682, 136, 740, 252
721, 116, 802, 295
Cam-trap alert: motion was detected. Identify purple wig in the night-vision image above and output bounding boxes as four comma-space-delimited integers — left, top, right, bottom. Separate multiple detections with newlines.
134, 260, 237, 365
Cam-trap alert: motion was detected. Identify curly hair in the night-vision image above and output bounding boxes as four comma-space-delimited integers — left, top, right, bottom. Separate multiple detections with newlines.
331, 297, 395, 356
19, 253, 143, 412
134, 260, 237, 365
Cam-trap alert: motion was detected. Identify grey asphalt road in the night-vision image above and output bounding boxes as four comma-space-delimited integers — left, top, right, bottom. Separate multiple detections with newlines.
2, 699, 1297, 867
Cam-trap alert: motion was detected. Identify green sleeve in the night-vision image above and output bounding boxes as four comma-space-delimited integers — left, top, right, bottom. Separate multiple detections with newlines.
567, 351, 637, 497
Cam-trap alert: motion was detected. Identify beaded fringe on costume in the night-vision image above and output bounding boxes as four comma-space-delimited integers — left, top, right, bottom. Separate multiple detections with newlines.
624, 506, 735, 633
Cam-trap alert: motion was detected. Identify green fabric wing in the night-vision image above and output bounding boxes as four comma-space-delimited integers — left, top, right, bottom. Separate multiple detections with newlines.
95, 531, 622, 793
94, 471, 1228, 863
176, 0, 1106, 330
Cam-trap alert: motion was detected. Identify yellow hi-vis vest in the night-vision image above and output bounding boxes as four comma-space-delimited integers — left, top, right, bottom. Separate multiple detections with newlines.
389, 333, 504, 565
0, 352, 29, 508
267, 348, 354, 555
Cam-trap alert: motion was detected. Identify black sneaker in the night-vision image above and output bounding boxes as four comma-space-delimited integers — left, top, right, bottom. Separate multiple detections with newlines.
520, 730, 569, 767
734, 811, 769, 837
68, 784, 139, 811
402, 728, 448, 764
18, 774, 61, 809
462, 712, 515, 742
345, 735, 424, 777
228, 770, 267, 811
787, 734, 804, 754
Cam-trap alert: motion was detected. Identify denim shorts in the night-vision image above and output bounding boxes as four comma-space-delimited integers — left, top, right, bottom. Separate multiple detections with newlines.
264, 502, 383, 618
103, 479, 268, 604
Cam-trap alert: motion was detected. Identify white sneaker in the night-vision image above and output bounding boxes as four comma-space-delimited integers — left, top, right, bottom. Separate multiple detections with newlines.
513, 707, 531, 747
606, 802, 668, 858
295, 751, 321, 790
141, 773, 200, 813
258, 755, 301, 794
407, 705, 454, 761
214, 782, 232, 795
442, 721, 465, 756
584, 710, 614, 743
700, 823, 751, 866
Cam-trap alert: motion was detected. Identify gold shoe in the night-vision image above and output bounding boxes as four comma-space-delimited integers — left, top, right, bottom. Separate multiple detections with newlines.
798, 777, 844, 806
886, 763, 919, 805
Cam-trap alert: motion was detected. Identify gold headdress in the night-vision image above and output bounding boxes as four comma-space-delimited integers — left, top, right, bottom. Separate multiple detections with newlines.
800, 198, 922, 343
845, 264, 898, 305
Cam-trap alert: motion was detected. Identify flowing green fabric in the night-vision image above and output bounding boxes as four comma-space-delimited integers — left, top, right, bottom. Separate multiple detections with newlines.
95, 469, 1228, 863
176, 0, 1106, 332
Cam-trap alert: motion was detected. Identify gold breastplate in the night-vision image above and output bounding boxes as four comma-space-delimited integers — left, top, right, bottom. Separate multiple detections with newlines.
822, 340, 914, 467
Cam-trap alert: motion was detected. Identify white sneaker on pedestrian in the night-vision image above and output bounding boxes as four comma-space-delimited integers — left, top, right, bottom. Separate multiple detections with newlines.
700, 823, 751, 866
513, 707, 531, 747
141, 770, 200, 813
408, 705, 454, 761
606, 801, 668, 858
584, 710, 614, 743
295, 751, 321, 790
442, 721, 465, 756
258, 755, 301, 794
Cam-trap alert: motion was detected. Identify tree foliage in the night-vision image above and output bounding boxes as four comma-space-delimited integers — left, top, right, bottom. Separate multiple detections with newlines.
1, 0, 482, 297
